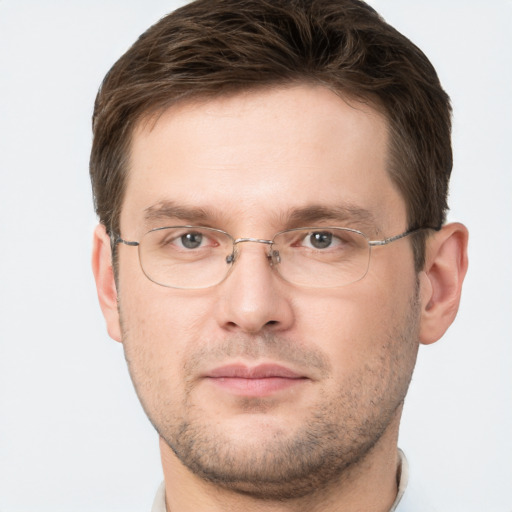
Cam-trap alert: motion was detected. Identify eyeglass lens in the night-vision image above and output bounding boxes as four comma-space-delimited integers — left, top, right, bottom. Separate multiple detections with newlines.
138, 226, 371, 289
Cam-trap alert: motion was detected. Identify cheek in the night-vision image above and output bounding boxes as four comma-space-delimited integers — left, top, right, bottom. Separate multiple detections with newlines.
116, 255, 217, 397
120, 287, 216, 361
291, 267, 417, 370
117, 292, 210, 424
118, 248, 216, 340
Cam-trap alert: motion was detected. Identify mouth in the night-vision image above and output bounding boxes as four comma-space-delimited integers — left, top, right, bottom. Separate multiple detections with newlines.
203, 363, 309, 397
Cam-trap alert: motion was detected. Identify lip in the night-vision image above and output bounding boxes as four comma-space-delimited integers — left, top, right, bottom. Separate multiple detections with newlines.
204, 363, 308, 397
207, 363, 303, 379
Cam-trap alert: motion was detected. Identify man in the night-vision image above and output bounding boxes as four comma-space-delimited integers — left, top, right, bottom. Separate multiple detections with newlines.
90, 0, 468, 510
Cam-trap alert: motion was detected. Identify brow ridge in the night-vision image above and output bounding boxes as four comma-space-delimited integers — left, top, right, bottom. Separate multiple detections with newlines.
143, 200, 380, 234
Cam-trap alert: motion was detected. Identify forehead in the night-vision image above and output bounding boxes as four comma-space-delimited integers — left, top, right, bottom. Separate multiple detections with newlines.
122, 85, 406, 235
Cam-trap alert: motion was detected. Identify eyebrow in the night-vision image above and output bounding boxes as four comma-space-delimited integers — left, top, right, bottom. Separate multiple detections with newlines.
284, 204, 378, 232
143, 200, 380, 234
144, 201, 214, 225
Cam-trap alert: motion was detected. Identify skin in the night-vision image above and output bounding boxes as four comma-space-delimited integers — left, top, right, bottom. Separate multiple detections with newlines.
93, 85, 468, 512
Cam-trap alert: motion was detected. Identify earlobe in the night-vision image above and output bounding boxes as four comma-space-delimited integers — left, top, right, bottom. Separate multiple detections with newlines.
419, 223, 469, 345
91, 224, 122, 342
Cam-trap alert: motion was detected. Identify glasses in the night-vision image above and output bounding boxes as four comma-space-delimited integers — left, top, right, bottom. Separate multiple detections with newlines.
115, 225, 431, 290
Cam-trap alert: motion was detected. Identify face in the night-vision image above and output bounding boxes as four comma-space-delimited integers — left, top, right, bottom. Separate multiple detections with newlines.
115, 85, 420, 498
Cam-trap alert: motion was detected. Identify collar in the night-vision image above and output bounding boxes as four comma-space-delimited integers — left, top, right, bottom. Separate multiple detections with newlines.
389, 449, 409, 511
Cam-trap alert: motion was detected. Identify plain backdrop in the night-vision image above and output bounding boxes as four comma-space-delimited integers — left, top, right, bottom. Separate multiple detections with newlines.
0, 1, 511, 511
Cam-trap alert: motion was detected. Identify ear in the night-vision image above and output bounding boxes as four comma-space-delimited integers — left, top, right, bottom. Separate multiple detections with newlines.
418, 222, 469, 345
91, 224, 122, 342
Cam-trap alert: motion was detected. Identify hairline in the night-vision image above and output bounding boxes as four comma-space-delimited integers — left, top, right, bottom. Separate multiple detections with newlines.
116, 79, 390, 223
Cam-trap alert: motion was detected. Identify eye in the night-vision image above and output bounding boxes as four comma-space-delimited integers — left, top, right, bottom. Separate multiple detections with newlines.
301, 231, 339, 250
144, 227, 234, 270
156, 228, 219, 251
178, 231, 204, 249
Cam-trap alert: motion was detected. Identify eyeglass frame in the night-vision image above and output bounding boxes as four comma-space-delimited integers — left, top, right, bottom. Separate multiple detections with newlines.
112, 225, 438, 289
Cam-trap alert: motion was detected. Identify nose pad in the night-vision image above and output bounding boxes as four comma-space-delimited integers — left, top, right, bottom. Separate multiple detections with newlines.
226, 244, 277, 268
269, 249, 281, 266
225, 244, 244, 266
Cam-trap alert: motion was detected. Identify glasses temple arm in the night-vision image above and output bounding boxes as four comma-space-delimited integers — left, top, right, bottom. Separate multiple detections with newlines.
368, 225, 441, 247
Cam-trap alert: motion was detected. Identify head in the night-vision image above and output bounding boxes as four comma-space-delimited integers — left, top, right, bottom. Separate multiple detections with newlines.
91, 0, 468, 502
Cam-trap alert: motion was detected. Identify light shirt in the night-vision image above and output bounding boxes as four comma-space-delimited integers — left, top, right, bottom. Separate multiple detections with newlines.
394, 450, 438, 512
151, 450, 437, 512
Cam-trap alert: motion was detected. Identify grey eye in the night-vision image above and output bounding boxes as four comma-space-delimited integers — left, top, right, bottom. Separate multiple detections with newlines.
181, 232, 203, 249
308, 232, 332, 249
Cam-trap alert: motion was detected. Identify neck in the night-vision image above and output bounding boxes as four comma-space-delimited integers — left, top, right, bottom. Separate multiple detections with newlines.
159, 414, 402, 512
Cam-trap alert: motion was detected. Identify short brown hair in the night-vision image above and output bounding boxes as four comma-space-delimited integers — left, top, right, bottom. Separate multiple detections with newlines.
90, 0, 452, 269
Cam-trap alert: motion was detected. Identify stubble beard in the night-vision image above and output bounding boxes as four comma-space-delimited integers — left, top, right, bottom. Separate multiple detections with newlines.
120, 288, 421, 501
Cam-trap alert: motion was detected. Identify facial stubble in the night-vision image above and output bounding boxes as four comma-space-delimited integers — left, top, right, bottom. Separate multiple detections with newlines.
119, 287, 421, 501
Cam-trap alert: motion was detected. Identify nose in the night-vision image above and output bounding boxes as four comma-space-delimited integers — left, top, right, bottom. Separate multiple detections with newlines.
214, 241, 294, 334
